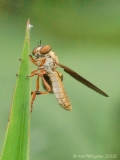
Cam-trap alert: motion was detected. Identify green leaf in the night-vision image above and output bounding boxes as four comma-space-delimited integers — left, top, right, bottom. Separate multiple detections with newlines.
1, 19, 31, 160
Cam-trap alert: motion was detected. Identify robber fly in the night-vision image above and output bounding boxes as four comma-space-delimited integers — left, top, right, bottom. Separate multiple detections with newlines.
28, 44, 108, 112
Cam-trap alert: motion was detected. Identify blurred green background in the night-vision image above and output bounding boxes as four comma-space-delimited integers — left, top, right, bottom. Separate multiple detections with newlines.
0, 0, 120, 160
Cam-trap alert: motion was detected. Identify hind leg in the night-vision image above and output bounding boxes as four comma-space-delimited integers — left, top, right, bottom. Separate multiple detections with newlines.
31, 75, 40, 112
31, 75, 51, 112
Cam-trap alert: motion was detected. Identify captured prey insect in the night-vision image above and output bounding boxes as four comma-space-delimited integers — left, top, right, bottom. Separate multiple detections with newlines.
27, 44, 109, 112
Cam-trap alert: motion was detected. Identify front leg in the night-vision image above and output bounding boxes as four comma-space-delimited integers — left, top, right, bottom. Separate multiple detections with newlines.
29, 55, 38, 66
29, 55, 46, 66
36, 58, 46, 66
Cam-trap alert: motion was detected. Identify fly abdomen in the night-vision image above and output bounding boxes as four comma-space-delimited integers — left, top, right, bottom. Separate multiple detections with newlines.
48, 72, 72, 111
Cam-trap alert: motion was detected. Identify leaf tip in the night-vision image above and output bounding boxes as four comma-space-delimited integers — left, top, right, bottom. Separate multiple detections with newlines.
27, 19, 30, 27
27, 19, 33, 30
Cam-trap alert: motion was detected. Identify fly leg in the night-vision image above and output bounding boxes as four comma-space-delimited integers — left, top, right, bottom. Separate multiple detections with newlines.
41, 76, 51, 93
36, 58, 46, 66
30, 70, 46, 112
26, 69, 39, 78
26, 70, 46, 78
29, 55, 39, 66
30, 75, 51, 112
31, 69, 39, 74
31, 75, 40, 112
29, 55, 46, 66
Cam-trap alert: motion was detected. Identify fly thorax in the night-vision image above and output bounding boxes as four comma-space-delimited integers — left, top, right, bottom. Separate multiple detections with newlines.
43, 58, 56, 73
48, 51, 59, 63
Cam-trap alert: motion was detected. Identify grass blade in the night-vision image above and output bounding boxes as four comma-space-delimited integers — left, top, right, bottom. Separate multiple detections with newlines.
1, 19, 31, 160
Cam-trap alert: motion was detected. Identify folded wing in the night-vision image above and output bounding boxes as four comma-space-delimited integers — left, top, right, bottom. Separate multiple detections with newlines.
57, 63, 109, 97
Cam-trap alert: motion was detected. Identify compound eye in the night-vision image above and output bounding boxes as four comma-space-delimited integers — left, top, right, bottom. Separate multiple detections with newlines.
40, 45, 51, 54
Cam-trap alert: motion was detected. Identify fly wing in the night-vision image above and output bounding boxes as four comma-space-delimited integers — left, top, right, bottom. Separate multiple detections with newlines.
57, 63, 109, 97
